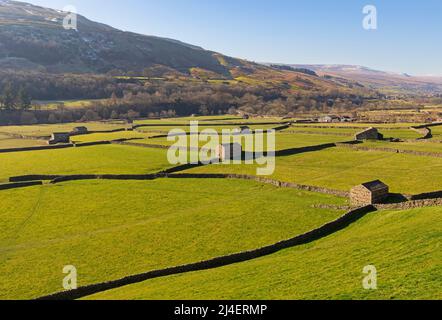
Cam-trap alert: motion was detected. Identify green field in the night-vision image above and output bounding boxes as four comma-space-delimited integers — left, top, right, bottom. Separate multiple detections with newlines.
431, 125, 442, 140
0, 179, 345, 299
137, 132, 349, 152
33, 99, 107, 110
183, 148, 442, 194
0, 134, 46, 149
70, 131, 154, 143
0, 122, 128, 138
0, 117, 440, 301
362, 140, 442, 153
135, 124, 280, 134
379, 128, 423, 140
0, 145, 173, 183
85, 206, 442, 300
284, 126, 360, 136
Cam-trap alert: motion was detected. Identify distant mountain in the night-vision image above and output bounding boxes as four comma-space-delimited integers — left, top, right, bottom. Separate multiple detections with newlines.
283, 64, 442, 95
0, 0, 234, 75
0, 1, 382, 98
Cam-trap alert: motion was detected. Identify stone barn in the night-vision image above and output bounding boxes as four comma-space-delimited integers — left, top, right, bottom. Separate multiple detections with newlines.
216, 143, 242, 161
355, 127, 384, 141
239, 126, 252, 133
71, 126, 88, 135
350, 180, 389, 206
48, 132, 70, 145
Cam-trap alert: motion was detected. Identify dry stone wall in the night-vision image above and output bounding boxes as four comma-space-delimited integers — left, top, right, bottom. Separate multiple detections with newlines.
37, 205, 376, 300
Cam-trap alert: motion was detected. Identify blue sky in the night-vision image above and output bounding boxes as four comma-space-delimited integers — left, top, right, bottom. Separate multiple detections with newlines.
29, 0, 442, 76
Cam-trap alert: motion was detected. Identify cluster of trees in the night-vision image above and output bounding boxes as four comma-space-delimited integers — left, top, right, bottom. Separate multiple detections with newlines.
0, 71, 380, 125
0, 83, 31, 111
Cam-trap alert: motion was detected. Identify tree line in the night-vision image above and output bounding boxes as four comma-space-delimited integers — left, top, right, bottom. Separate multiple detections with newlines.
0, 83, 32, 111
0, 71, 382, 125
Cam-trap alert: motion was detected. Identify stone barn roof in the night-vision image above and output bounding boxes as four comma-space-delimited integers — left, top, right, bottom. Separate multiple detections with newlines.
359, 180, 389, 192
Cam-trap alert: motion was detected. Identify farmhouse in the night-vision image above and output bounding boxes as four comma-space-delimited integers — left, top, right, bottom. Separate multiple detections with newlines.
216, 143, 242, 161
48, 132, 70, 145
355, 127, 383, 141
350, 180, 389, 206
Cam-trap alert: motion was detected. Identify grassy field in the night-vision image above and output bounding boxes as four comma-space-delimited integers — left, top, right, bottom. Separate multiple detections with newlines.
70, 131, 154, 143
85, 206, 442, 300
0, 122, 128, 138
431, 125, 442, 140
135, 124, 280, 134
284, 126, 360, 136
183, 148, 442, 194
0, 117, 440, 300
291, 122, 424, 128
362, 140, 442, 153
0, 179, 346, 299
0, 145, 173, 183
283, 125, 424, 140
33, 99, 107, 110
379, 128, 423, 140
137, 133, 349, 152
0, 134, 46, 149
133, 116, 258, 125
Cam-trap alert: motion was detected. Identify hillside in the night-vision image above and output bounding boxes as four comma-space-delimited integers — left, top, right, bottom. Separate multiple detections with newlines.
84, 207, 442, 300
0, 1, 379, 98
285, 64, 442, 95
0, 0, 233, 75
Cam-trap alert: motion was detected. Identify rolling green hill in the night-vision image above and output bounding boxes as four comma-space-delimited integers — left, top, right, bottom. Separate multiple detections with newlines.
84, 206, 442, 300
0, 1, 231, 75
0, 179, 345, 299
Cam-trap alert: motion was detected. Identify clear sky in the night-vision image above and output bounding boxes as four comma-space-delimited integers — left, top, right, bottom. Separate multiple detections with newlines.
28, 0, 442, 76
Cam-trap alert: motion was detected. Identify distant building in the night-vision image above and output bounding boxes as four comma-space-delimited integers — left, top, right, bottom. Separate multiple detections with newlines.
340, 116, 355, 123
355, 127, 383, 141
48, 132, 70, 145
350, 180, 389, 206
242, 114, 250, 120
216, 143, 242, 161
239, 126, 252, 133
319, 115, 341, 123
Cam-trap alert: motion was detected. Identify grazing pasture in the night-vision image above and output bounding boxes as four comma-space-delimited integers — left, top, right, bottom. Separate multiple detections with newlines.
184, 148, 442, 194
0, 134, 46, 148
137, 132, 348, 152
0, 145, 173, 183
361, 140, 442, 153
0, 116, 440, 300
70, 131, 154, 143
85, 207, 442, 300
0, 122, 129, 138
0, 179, 345, 299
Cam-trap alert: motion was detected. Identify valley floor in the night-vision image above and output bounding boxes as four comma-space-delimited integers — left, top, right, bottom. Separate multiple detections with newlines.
0, 116, 441, 300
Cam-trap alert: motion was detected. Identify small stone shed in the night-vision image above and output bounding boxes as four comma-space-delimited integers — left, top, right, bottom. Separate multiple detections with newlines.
48, 132, 70, 145
71, 126, 88, 135
350, 180, 389, 206
355, 127, 384, 141
216, 143, 242, 161
239, 126, 252, 133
